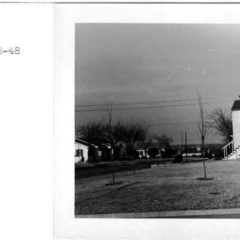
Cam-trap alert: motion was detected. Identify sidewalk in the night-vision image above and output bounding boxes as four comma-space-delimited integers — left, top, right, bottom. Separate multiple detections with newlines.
76, 208, 240, 218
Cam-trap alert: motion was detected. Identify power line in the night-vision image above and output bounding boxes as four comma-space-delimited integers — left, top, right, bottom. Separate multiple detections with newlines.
75, 102, 197, 112
150, 121, 197, 126
75, 99, 232, 113
76, 96, 233, 108
76, 97, 201, 108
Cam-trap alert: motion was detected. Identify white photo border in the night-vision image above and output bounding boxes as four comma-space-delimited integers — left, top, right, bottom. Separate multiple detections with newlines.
54, 4, 240, 240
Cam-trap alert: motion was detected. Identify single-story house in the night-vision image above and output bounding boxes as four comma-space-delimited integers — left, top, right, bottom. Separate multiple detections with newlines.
136, 149, 150, 159
114, 141, 127, 160
182, 147, 202, 157
75, 139, 98, 163
98, 143, 113, 161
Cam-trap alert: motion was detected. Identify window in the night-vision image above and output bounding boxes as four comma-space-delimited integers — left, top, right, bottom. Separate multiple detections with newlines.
76, 149, 83, 157
76, 149, 80, 157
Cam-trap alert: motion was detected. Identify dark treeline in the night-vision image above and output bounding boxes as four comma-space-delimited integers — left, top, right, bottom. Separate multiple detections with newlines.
76, 121, 173, 159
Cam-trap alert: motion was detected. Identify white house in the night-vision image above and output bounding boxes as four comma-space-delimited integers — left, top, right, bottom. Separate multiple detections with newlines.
75, 139, 89, 163
75, 139, 99, 163
223, 99, 240, 159
232, 99, 240, 149
182, 146, 202, 157
136, 149, 150, 159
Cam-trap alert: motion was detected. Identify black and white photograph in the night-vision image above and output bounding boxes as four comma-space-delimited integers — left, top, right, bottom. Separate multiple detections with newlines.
74, 23, 240, 218
4, 3, 240, 240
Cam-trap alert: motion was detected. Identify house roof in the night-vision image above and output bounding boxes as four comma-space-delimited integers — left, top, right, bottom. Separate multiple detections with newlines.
232, 99, 240, 111
75, 139, 89, 145
75, 139, 98, 148
99, 143, 112, 149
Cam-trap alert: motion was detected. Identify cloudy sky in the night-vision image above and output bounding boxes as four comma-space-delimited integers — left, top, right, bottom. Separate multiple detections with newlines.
75, 24, 240, 144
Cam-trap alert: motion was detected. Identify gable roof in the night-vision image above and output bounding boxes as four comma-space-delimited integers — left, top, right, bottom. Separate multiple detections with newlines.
232, 100, 240, 111
75, 139, 98, 148
75, 139, 89, 146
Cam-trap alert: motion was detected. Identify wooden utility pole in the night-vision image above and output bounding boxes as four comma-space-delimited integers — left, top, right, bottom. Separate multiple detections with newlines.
180, 130, 184, 152
185, 132, 188, 159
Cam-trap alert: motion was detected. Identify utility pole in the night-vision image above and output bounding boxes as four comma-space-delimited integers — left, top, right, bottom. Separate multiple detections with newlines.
185, 132, 188, 159
180, 130, 184, 152
181, 130, 184, 154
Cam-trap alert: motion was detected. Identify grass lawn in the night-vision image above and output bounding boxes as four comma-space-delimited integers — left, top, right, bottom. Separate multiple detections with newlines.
75, 160, 240, 215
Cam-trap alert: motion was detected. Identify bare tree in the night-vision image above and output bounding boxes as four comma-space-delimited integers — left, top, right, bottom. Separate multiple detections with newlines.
197, 93, 208, 154
75, 121, 106, 145
107, 103, 114, 161
153, 134, 173, 158
208, 108, 232, 144
78, 120, 148, 158
153, 134, 172, 149
106, 103, 117, 183
197, 91, 208, 179
113, 121, 147, 157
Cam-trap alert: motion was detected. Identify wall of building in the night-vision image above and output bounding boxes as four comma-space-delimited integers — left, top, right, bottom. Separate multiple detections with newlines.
232, 110, 240, 149
136, 149, 149, 159
75, 142, 88, 163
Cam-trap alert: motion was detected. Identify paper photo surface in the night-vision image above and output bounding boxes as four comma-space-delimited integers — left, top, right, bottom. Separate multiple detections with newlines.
53, 3, 240, 240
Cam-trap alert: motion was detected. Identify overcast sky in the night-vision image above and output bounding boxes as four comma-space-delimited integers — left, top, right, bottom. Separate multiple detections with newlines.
75, 24, 240, 144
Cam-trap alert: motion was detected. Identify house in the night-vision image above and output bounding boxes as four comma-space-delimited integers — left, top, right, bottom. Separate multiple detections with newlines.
75, 139, 98, 163
172, 144, 221, 158
135, 142, 150, 159
98, 143, 113, 161
222, 98, 240, 159
182, 146, 201, 157
75, 139, 88, 163
136, 149, 150, 159
114, 141, 127, 160
135, 141, 162, 159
